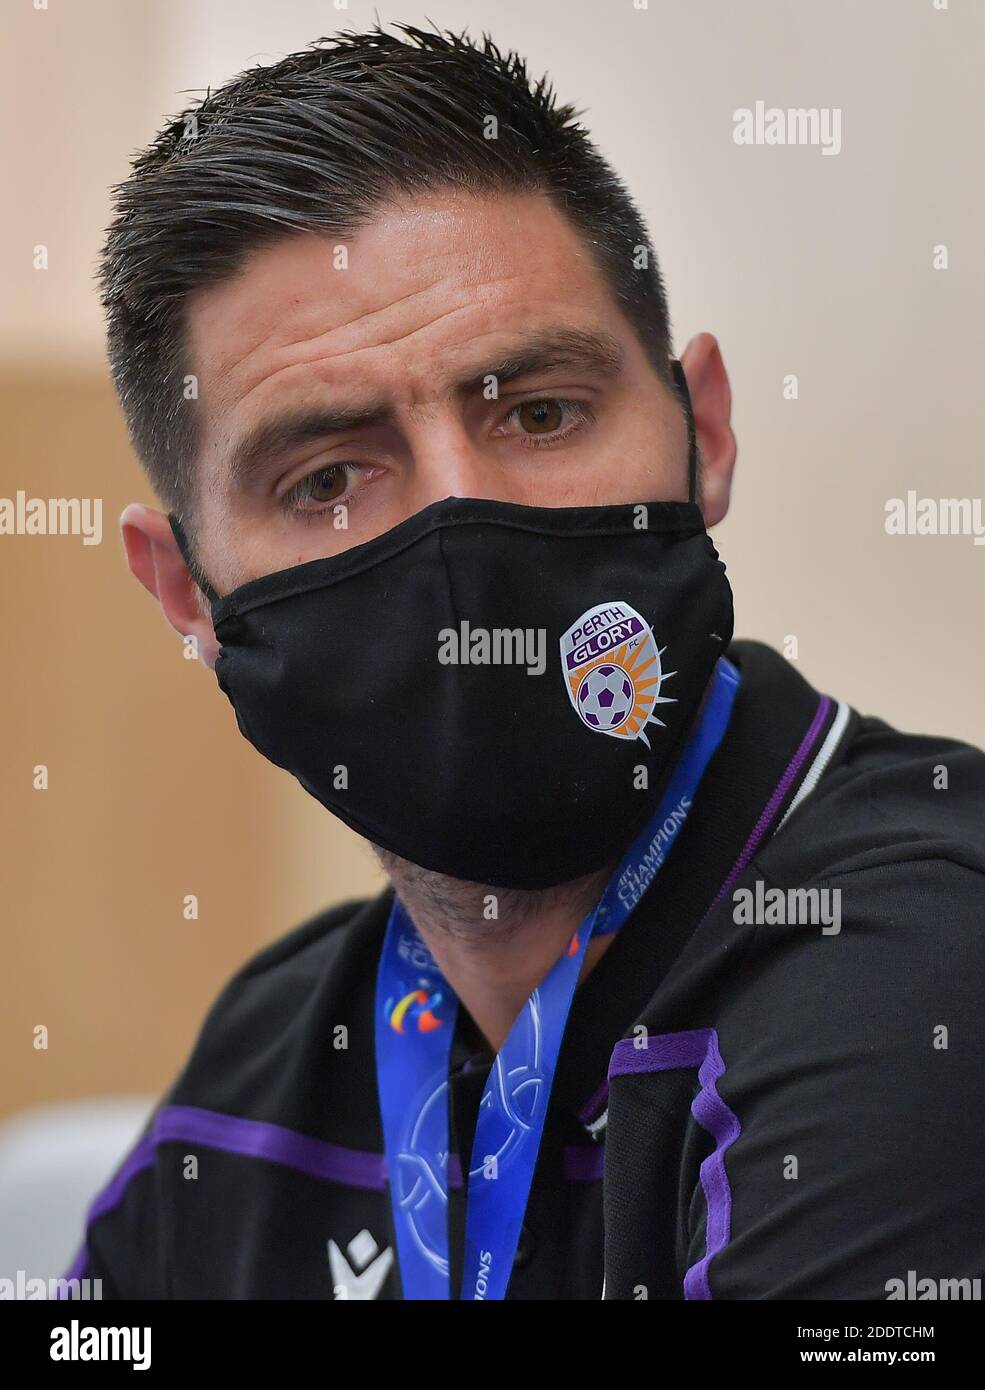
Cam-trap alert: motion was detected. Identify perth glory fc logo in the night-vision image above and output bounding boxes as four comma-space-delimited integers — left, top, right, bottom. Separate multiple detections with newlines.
560, 601, 676, 749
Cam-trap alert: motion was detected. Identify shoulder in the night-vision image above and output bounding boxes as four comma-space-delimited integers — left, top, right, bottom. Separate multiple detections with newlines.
757, 698, 985, 888
68, 890, 393, 1296
215, 889, 387, 995
164, 888, 393, 1112
717, 668, 985, 1001
733, 698, 985, 1049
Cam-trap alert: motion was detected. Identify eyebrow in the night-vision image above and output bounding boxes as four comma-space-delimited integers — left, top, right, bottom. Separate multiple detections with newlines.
225, 327, 625, 490
462, 327, 624, 393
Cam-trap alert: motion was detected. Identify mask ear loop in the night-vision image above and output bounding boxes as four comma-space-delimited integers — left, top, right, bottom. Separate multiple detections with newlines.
166, 513, 221, 607
669, 358, 698, 505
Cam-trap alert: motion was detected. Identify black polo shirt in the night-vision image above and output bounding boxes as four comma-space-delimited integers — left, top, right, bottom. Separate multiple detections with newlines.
59, 638, 985, 1300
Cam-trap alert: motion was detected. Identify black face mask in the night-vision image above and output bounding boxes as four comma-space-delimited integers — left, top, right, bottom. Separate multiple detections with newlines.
168, 360, 734, 889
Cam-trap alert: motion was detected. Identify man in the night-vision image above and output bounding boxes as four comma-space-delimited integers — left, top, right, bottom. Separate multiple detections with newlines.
62, 24, 985, 1300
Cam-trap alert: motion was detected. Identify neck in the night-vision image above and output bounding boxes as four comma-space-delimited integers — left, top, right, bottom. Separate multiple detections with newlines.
373, 851, 618, 1053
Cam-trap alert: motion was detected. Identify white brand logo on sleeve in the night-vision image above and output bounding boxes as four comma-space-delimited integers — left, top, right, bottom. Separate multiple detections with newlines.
328, 1229, 394, 1300
560, 602, 676, 748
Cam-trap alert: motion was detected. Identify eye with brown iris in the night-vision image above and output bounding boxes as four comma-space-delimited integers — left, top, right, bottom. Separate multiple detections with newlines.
305, 466, 349, 502
517, 400, 565, 434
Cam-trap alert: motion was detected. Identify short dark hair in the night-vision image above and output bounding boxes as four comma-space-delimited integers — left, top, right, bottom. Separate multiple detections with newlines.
99, 22, 675, 543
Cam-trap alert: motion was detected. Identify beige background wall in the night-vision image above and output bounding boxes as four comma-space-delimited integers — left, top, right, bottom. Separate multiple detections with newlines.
2, 0, 982, 1122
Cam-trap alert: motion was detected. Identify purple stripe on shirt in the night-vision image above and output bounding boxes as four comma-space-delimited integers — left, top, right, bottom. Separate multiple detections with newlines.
706, 693, 831, 914
54, 1135, 159, 1297
55, 1106, 386, 1296
56, 1102, 605, 1290
578, 1078, 610, 1124
608, 1027, 740, 1300
153, 1105, 388, 1188
608, 1030, 710, 1076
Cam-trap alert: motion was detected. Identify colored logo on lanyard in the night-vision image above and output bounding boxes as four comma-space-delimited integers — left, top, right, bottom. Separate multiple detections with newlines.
560, 601, 677, 748
387, 985, 446, 1034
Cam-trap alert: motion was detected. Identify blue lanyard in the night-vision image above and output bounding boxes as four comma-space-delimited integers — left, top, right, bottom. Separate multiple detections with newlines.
374, 656, 740, 1299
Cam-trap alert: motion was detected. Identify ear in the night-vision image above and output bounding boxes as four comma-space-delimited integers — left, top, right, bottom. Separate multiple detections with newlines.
120, 503, 222, 670
679, 333, 736, 528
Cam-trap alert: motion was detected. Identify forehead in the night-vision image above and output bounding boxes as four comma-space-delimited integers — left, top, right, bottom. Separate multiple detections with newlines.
185, 189, 627, 457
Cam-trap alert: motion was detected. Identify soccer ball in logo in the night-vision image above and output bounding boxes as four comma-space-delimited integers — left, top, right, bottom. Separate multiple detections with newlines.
577, 664, 635, 731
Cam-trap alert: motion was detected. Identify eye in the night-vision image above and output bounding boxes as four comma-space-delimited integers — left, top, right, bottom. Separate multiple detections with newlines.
280, 463, 360, 517
498, 397, 594, 447
516, 400, 564, 434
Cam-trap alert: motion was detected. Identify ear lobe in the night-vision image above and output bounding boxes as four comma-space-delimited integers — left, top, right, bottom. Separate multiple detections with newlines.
698, 450, 735, 529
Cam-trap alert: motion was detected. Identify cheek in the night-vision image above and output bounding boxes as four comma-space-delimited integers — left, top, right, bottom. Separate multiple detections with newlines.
593, 395, 683, 503
502, 394, 680, 511
203, 506, 295, 588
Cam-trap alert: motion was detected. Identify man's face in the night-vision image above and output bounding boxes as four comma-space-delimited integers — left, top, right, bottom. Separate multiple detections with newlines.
185, 188, 692, 592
